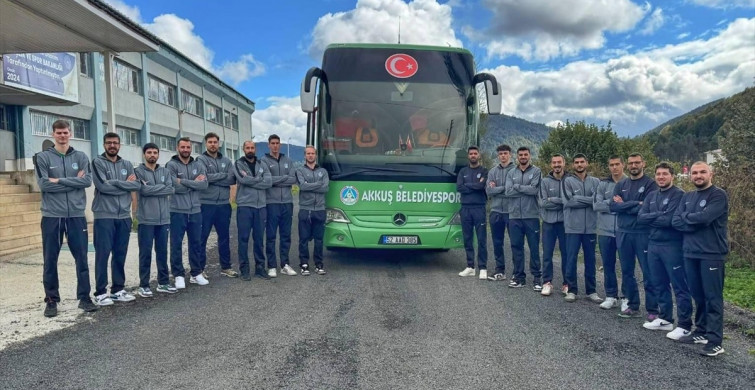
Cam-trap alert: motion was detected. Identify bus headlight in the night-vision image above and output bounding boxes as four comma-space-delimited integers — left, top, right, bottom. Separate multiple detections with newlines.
449, 212, 461, 225
326, 208, 351, 223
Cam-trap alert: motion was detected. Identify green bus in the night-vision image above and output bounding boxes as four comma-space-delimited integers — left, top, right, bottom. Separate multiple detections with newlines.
300, 43, 501, 249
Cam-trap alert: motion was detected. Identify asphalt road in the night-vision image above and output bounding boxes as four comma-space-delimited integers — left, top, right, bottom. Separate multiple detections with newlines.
1, 211, 753, 389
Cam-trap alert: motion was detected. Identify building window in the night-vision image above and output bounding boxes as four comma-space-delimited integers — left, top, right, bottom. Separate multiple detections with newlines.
206, 102, 221, 124
226, 148, 238, 161
148, 76, 176, 107
79, 53, 92, 77
0, 105, 8, 130
150, 134, 177, 151
116, 127, 140, 146
223, 110, 239, 130
30, 111, 90, 140
182, 90, 203, 117
192, 142, 202, 154
113, 60, 140, 93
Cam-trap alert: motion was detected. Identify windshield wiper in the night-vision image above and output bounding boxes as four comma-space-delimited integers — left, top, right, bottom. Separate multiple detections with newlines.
331, 166, 413, 180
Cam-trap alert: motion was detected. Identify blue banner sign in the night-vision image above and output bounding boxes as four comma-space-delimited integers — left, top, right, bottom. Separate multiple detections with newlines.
2, 53, 79, 102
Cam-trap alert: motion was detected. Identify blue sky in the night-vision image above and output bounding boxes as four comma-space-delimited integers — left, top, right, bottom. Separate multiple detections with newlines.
106, 0, 755, 145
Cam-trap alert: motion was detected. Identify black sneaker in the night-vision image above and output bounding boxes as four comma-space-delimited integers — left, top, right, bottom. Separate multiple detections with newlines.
240, 273, 252, 281
679, 334, 708, 344
488, 273, 506, 281
508, 280, 524, 288
78, 298, 98, 312
254, 268, 270, 280
315, 266, 326, 275
700, 344, 725, 357
44, 301, 58, 318
301, 264, 311, 276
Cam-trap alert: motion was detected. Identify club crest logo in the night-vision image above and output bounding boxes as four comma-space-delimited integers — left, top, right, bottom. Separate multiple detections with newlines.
284, 163, 289, 169
192, 169, 197, 175
639, 186, 645, 193
161, 175, 165, 182
663, 198, 669, 205
700, 199, 707, 207
221, 163, 226, 168
121, 168, 128, 176
72, 162, 79, 170
340, 186, 359, 206
476, 173, 482, 179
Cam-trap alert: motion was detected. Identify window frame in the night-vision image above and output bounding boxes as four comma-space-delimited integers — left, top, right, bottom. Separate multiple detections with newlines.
148, 76, 177, 107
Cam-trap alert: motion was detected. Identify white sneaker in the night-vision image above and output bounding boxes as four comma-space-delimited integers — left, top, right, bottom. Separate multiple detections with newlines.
643, 318, 674, 331
95, 293, 114, 306
458, 267, 475, 277
281, 264, 298, 276
175, 276, 186, 289
541, 282, 553, 296
666, 327, 691, 341
111, 290, 136, 302
620, 298, 629, 312
478, 269, 488, 280
268, 268, 278, 278
190, 274, 209, 286
600, 297, 619, 310
587, 293, 604, 304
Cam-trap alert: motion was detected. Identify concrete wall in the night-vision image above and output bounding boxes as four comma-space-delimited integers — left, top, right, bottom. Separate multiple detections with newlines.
1, 130, 16, 171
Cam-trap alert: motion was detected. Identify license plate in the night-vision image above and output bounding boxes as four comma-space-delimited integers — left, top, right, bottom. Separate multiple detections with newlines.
381, 235, 419, 245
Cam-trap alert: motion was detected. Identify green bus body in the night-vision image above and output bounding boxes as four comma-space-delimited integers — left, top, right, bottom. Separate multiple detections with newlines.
301, 43, 500, 249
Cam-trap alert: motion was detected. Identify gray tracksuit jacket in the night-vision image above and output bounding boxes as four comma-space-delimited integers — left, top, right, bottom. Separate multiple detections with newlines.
295, 164, 329, 211
562, 172, 599, 234
486, 162, 515, 214
234, 156, 272, 208
505, 164, 541, 219
166, 155, 208, 214
197, 152, 235, 205
134, 163, 174, 226
539, 171, 565, 224
593, 175, 625, 237
35, 146, 92, 218
261, 153, 297, 205
91, 154, 140, 219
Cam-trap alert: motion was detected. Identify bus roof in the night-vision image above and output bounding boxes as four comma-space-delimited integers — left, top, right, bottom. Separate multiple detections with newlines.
325, 43, 473, 56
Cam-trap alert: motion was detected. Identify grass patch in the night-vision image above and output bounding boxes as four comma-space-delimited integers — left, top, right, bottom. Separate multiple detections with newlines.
723, 263, 755, 311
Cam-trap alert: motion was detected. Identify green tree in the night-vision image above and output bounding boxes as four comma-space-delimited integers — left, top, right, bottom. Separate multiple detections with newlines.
537, 120, 621, 177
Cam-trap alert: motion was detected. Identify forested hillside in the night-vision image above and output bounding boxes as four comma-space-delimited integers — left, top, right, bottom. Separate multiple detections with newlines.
479, 114, 551, 158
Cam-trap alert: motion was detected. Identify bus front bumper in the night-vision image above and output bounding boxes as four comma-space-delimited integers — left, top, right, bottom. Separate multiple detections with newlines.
324, 222, 464, 249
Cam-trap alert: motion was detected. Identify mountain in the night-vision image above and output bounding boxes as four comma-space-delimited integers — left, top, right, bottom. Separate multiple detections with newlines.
254, 142, 306, 163
643, 87, 754, 162
479, 114, 552, 158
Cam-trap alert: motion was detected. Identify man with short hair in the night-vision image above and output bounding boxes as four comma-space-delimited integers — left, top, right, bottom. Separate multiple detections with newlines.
486, 144, 515, 281
672, 162, 729, 357
638, 162, 691, 339
166, 137, 208, 288
594, 156, 626, 309
610, 153, 659, 318
234, 141, 272, 280
35, 119, 97, 317
456, 146, 489, 279
134, 143, 176, 295
197, 132, 238, 278
295, 146, 329, 275
562, 154, 601, 303
91, 132, 141, 305
505, 146, 542, 289
262, 134, 298, 277
538, 154, 567, 296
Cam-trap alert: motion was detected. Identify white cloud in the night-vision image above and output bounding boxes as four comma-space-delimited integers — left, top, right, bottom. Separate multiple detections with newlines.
688, 0, 755, 9
307, 0, 462, 59
105, 0, 264, 86
482, 18, 755, 135
469, 0, 648, 61
639, 8, 665, 36
251, 97, 308, 146
677, 32, 691, 39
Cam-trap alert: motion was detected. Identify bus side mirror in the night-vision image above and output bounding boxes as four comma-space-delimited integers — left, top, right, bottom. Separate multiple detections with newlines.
300, 67, 323, 113
473, 73, 502, 115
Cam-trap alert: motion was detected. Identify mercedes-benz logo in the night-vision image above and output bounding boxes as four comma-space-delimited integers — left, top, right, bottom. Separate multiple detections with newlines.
393, 213, 407, 226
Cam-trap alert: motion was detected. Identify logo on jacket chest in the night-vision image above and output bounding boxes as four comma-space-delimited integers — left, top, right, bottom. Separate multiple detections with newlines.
72, 162, 79, 170
638, 186, 645, 193
699, 199, 706, 208
192, 169, 197, 175
121, 168, 128, 176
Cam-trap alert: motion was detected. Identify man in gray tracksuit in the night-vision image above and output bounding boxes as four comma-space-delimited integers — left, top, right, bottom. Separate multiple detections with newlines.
505, 146, 542, 290
234, 141, 272, 280
593, 156, 626, 309
134, 143, 175, 295
561, 154, 601, 303
91, 132, 141, 306
166, 137, 208, 288
295, 145, 330, 275
261, 134, 298, 277
36, 119, 97, 317
538, 154, 567, 296
486, 144, 515, 281
197, 132, 236, 278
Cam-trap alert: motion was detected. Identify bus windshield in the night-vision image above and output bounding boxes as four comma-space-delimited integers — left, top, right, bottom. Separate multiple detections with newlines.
316, 47, 478, 183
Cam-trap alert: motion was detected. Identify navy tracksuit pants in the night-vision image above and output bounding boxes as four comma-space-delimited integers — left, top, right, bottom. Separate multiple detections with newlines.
542, 221, 566, 284
599, 235, 619, 299
509, 218, 541, 285
237, 206, 266, 276
41, 217, 91, 303
200, 203, 232, 270
170, 212, 203, 278
564, 233, 597, 295
685, 258, 725, 345
617, 231, 658, 314
94, 218, 131, 296
648, 243, 692, 330
298, 209, 326, 268
138, 224, 170, 288
461, 206, 487, 270
266, 203, 293, 268
489, 211, 509, 275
